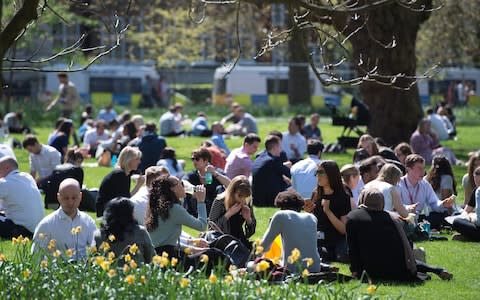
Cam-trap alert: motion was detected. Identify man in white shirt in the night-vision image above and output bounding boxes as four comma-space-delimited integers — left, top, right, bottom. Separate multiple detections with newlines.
224, 133, 261, 179
282, 116, 307, 164
0, 156, 44, 238
290, 139, 324, 199
426, 107, 450, 141
32, 178, 96, 259
83, 120, 110, 157
22, 135, 61, 188
398, 154, 454, 229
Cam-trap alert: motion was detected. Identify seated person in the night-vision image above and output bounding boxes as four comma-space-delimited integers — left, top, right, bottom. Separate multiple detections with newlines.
281, 116, 307, 164
462, 152, 480, 206
303, 113, 322, 141
425, 156, 457, 210
0, 156, 44, 239
3, 111, 32, 133
83, 120, 110, 157
347, 187, 452, 281
94, 197, 155, 264
452, 166, 480, 241
209, 176, 256, 249
224, 106, 257, 136
156, 147, 185, 179
260, 190, 322, 273
32, 178, 96, 259
190, 112, 212, 137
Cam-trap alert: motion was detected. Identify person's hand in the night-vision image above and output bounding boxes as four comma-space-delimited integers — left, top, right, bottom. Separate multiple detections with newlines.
406, 203, 419, 213
241, 205, 252, 224
205, 164, 216, 174
304, 199, 316, 213
193, 185, 206, 203
441, 196, 454, 208
321, 199, 331, 213
191, 238, 209, 248
283, 161, 292, 168
282, 175, 291, 186
135, 175, 145, 186
225, 203, 242, 219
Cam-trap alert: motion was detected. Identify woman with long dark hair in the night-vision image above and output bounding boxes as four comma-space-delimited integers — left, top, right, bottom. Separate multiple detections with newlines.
94, 197, 155, 263
452, 166, 480, 241
462, 151, 480, 206
49, 119, 75, 159
145, 175, 207, 257
425, 155, 457, 201
304, 160, 351, 262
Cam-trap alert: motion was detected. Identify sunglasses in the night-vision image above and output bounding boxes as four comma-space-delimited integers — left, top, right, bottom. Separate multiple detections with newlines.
474, 172, 480, 176
316, 169, 326, 177
191, 157, 200, 161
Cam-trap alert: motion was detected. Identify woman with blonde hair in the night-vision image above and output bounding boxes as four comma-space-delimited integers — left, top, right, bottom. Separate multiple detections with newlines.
364, 163, 409, 217
209, 175, 256, 248
340, 164, 361, 208
96, 146, 145, 217
357, 134, 379, 157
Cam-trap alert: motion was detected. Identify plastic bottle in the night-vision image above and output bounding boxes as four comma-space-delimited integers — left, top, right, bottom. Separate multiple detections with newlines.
205, 172, 213, 184
111, 154, 118, 168
183, 180, 196, 195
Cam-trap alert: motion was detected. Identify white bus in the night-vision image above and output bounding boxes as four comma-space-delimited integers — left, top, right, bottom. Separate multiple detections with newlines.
212, 65, 352, 108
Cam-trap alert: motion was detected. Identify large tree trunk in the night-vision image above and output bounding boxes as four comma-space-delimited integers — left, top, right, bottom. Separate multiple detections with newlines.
339, 1, 432, 145
288, 19, 310, 106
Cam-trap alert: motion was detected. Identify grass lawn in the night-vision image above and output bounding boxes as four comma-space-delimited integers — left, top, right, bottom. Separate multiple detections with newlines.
1, 115, 480, 299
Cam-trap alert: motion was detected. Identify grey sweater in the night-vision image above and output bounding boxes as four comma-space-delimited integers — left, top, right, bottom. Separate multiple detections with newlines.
149, 203, 207, 247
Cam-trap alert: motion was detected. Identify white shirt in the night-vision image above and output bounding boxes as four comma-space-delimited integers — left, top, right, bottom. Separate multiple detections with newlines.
130, 186, 149, 225
30, 144, 61, 178
290, 155, 321, 199
0, 170, 44, 232
83, 128, 110, 148
428, 113, 449, 141
281, 132, 307, 160
398, 176, 445, 215
364, 180, 395, 212
0, 144, 16, 160
32, 208, 96, 259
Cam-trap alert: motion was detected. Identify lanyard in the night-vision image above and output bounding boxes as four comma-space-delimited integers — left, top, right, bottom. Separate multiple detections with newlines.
403, 178, 420, 205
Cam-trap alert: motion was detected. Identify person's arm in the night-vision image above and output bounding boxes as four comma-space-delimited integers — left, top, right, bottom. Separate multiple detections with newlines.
208, 197, 231, 233
440, 175, 454, 200
243, 205, 256, 238
176, 188, 207, 231
260, 213, 282, 252
345, 216, 361, 277
207, 165, 230, 187
322, 199, 347, 235
141, 228, 155, 263
130, 175, 145, 196
392, 187, 409, 218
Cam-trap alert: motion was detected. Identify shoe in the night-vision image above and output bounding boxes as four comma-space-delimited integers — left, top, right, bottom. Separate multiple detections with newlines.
438, 270, 453, 281
451, 233, 469, 241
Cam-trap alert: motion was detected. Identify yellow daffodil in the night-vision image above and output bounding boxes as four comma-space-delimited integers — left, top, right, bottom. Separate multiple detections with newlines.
171, 257, 178, 267
95, 256, 105, 266
71, 226, 82, 235
287, 248, 301, 264
125, 274, 135, 285
129, 243, 138, 255
38, 233, 46, 240
100, 242, 110, 252
124, 254, 132, 262
159, 256, 169, 268
65, 248, 74, 257
11, 237, 18, 245
179, 278, 190, 288
129, 260, 138, 269
107, 269, 116, 278
0, 253, 6, 261
100, 261, 110, 271
304, 257, 314, 267
108, 234, 116, 242
255, 260, 270, 272
209, 273, 218, 284
88, 246, 97, 255
53, 250, 61, 257
40, 260, 48, 269
21, 237, 30, 245
22, 269, 31, 279
123, 264, 130, 273
302, 269, 310, 278
152, 255, 161, 266
140, 275, 146, 284
255, 245, 264, 255
229, 265, 238, 272
224, 275, 234, 285
161, 251, 169, 258
367, 285, 377, 295
108, 251, 115, 262
200, 254, 209, 263
184, 247, 192, 255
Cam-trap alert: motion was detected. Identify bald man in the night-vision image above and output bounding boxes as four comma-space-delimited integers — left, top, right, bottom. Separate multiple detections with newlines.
32, 178, 96, 259
0, 156, 44, 238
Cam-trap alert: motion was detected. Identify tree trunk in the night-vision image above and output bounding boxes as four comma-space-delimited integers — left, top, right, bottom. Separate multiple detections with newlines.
288, 19, 310, 106
340, 1, 432, 145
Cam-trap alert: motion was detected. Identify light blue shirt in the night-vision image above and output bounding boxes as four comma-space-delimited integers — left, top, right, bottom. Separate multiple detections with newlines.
290, 155, 321, 199
398, 176, 445, 215
211, 133, 230, 155
97, 109, 117, 123
475, 188, 480, 226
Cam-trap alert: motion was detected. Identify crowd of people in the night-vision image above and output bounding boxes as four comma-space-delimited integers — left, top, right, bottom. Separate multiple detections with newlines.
1, 90, 479, 284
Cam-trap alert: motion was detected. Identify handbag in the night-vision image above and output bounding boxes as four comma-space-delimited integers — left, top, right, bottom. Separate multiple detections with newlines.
209, 234, 251, 268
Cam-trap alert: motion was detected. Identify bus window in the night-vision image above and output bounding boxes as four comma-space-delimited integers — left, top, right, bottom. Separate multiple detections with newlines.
90, 77, 141, 93
267, 78, 288, 94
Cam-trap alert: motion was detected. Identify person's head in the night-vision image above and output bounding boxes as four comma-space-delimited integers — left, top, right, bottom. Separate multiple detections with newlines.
22, 135, 41, 154
211, 121, 224, 134
54, 117, 66, 130
394, 142, 413, 165
358, 134, 379, 156
95, 120, 106, 135
377, 163, 403, 185
191, 147, 211, 171
340, 164, 360, 189
417, 118, 431, 135
268, 130, 283, 141
310, 113, 320, 127
467, 151, 480, 189
473, 166, 480, 187
316, 160, 344, 193
243, 133, 261, 155
117, 146, 142, 173
145, 166, 170, 188
131, 115, 144, 130
57, 178, 82, 217
359, 156, 384, 184
233, 106, 245, 118
425, 155, 457, 194
145, 175, 183, 231
174, 103, 183, 113
274, 190, 304, 212
405, 154, 425, 182
287, 117, 302, 134
144, 122, 157, 134
230, 102, 240, 112
101, 197, 137, 241
57, 72, 68, 84
307, 139, 324, 157
265, 135, 281, 157
224, 175, 252, 209
15, 111, 23, 121
108, 119, 120, 131
426, 107, 434, 115
0, 156, 18, 178
123, 120, 138, 140
358, 187, 384, 211
58, 119, 74, 136
64, 148, 84, 165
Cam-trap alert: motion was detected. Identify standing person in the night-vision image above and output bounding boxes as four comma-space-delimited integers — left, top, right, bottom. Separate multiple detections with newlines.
224, 134, 261, 179
141, 75, 156, 108
32, 178, 96, 260
96, 146, 145, 217
290, 139, 324, 199
145, 175, 207, 257
452, 166, 480, 241
281, 117, 307, 164
303, 113, 322, 141
46, 72, 80, 118
22, 135, 62, 189
304, 160, 351, 263
94, 197, 155, 264
462, 151, 480, 206
0, 156, 44, 238
260, 190, 322, 273
209, 175, 256, 249
252, 135, 291, 207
